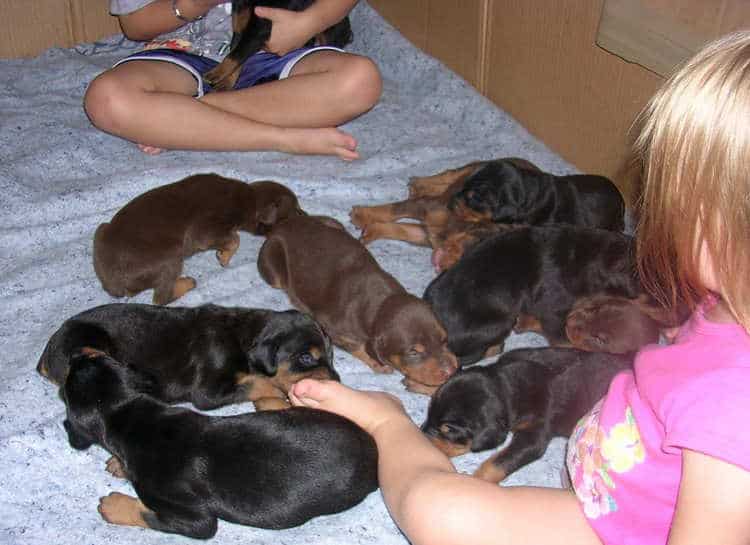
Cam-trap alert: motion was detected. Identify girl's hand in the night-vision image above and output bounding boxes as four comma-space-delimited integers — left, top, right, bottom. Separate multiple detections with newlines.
254, 6, 318, 56
289, 379, 411, 436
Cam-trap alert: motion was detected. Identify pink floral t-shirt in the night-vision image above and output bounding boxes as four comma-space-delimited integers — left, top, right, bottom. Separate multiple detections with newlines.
567, 299, 750, 545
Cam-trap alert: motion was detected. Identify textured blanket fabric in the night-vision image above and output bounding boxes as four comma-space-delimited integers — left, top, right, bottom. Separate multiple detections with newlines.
0, 3, 574, 543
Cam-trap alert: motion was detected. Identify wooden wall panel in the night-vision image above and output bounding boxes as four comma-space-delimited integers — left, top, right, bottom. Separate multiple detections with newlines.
70, 0, 121, 45
484, 0, 663, 202
0, 0, 73, 58
368, 0, 485, 89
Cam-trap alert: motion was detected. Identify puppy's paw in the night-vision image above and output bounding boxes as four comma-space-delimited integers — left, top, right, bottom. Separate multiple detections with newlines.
98, 492, 148, 527
349, 206, 372, 229
473, 458, 507, 483
105, 456, 127, 479
360, 223, 386, 245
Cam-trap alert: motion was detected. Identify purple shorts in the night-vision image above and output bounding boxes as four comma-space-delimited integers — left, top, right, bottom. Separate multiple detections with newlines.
113, 45, 343, 97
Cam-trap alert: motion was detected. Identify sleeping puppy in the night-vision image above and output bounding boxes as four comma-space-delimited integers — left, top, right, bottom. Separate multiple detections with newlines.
204, 0, 353, 91
61, 350, 378, 538
36, 303, 335, 411
94, 173, 302, 305
448, 159, 625, 231
423, 225, 640, 366
257, 215, 458, 392
350, 158, 537, 250
421, 347, 631, 483
564, 293, 679, 354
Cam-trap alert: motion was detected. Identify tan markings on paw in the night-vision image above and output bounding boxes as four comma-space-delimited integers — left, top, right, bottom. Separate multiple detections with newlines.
473, 457, 507, 483
172, 276, 196, 299
216, 233, 240, 267
105, 456, 127, 479
97, 492, 150, 528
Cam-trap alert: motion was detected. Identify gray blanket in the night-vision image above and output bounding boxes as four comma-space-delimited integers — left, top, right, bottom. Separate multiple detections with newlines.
0, 3, 573, 543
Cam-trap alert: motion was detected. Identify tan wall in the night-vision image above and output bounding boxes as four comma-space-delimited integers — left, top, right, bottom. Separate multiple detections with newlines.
0, 0, 120, 59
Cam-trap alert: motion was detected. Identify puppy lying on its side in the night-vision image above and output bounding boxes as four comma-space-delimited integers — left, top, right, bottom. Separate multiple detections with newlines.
94, 173, 302, 305
258, 215, 458, 393
423, 225, 641, 366
421, 347, 631, 483
62, 350, 378, 539
37, 303, 335, 411
350, 158, 537, 251
448, 159, 625, 231
204, 0, 353, 91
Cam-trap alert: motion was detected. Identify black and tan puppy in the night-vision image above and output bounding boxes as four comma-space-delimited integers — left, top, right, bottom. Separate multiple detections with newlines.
421, 347, 631, 483
61, 350, 378, 538
94, 173, 302, 305
37, 303, 335, 411
448, 159, 625, 231
423, 225, 640, 366
350, 158, 537, 251
204, 0, 353, 91
258, 215, 458, 392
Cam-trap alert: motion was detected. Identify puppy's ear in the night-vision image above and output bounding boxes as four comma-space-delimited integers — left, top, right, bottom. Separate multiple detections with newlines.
63, 418, 95, 450
257, 194, 298, 230
247, 337, 279, 376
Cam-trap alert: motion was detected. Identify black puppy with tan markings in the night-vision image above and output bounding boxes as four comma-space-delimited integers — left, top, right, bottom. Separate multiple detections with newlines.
94, 173, 302, 305
37, 303, 335, 411
61, 350, 378, 539
258, 214, 458, 393
421, 347, 631, 483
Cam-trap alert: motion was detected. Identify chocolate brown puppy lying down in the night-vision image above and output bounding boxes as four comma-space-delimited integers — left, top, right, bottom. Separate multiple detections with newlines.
37, 303, 335, 411
423, 225, 641, 366
421, 347, 631, 483
563, 294, 679, 354
62, 350, 377, 539
94, 173, 302, 305
257, 215, 458, 392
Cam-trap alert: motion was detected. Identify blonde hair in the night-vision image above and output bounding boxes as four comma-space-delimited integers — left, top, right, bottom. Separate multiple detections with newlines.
634, 31, 750, 331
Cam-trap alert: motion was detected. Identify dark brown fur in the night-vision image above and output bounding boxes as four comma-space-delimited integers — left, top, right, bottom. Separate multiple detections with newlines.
257, 215, 459, 391
93, 173, 302, 304
421, 347, 631, 483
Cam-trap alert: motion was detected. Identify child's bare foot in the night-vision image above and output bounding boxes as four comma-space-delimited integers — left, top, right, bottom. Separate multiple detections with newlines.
281, 127, 359, 161
137, 143, 164, 155
289, 379, 409, 435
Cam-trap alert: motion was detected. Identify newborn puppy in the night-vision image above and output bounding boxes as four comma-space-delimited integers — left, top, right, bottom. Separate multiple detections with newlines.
564, 294, 677, 354
37, 303, 335, 411
423, 225, 640, 366
204, 0, 353, 91
421, 347, 631, 483
94, 173, 302, 305
62, 351, 378, 538
350, 158, 537, 251
258, 215, 458, 392
448, 159, 625, 231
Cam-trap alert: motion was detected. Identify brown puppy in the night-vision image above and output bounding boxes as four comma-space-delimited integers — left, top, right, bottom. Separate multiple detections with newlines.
350, 158, 537, 251
257, 215, 459, 392
564, 294, 678, 354
94, 173, 301, 305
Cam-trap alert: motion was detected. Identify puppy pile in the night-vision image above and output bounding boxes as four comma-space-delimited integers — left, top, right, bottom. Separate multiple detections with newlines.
37, 158, 674, 538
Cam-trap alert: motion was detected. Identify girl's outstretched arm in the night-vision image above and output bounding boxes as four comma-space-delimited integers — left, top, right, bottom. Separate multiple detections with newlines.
289, 379, 601, 545
668, 449, 750, 545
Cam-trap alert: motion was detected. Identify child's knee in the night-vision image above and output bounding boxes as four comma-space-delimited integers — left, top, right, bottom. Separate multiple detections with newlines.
83, 71, 133, 133
340, 55, 382, 114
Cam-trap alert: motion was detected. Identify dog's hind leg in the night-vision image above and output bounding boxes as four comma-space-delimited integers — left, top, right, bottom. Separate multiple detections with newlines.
360, 221, 429, 246
152, 263, 196, 305
473, 427, 549, 483
407, 162, 486, 198
351, 198, 436, 228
